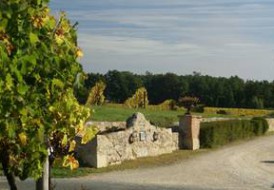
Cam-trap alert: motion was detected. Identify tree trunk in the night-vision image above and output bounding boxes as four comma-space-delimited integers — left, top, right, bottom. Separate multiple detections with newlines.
1, 152, 17, 190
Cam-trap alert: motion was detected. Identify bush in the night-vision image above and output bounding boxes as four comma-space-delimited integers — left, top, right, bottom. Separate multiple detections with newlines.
124, 87, 149, 109
192, 104, 205, 113
200, 117, 269, 148
216, 110, 230, 115
85, 81, 106, 106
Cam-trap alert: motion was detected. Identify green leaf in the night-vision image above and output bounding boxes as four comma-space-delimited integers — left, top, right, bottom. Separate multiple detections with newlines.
61, 134, 68, 146
17, 84, 29, 95
0, 19, 8, 31
29, 33, 39, 44
52, 78, 64, 89
20, 55, 37, 74
6, 122, 16, 139
6, 73, 13, 90
37, 126, 44, 142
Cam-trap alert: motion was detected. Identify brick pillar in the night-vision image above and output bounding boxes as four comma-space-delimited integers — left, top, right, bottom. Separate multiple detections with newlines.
178, 115, 201, 150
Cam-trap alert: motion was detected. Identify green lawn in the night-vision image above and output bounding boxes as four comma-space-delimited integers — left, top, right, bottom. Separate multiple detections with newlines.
90, 104, 184, 127
89, 104, 250, 127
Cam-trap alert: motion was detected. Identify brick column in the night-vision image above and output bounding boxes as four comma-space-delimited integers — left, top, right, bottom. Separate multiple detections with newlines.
178, 115, 201, 150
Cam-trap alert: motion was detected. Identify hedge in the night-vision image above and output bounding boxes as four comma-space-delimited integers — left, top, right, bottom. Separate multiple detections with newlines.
200, 117, 268, 148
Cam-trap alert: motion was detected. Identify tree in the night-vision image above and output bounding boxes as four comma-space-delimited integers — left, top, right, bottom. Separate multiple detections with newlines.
105, 70, 143, 103
0, 1, 96, 189
144, 73, 186, 104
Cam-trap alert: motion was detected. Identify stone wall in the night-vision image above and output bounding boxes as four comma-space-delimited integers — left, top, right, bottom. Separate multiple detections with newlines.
77, 114, 274, 168
77, 113, 179, 168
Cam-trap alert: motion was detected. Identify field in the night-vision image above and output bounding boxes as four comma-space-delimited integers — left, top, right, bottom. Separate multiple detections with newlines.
90, 103, 185, 127
90, 103, 274, 127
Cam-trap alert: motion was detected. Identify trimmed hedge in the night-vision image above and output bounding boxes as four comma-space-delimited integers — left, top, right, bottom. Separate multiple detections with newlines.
200, 117, 268, 148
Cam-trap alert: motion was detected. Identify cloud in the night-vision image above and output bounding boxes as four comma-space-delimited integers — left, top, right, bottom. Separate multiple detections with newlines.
79, 34, 203, 56
51, 0, 274, 80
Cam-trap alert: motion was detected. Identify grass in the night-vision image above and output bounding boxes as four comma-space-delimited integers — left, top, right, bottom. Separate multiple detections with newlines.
89, 104, 260, 127
90, 104, 184, 127
52, 149, 208, 178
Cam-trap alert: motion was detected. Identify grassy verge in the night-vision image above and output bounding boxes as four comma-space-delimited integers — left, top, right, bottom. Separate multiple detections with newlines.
52, 149, 208, 178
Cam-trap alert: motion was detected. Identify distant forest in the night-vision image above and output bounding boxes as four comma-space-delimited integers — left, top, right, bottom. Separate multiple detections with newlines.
75, 70, 274, 109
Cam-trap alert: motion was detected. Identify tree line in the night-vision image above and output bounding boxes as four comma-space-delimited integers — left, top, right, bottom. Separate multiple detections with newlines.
76, 70, 274, 109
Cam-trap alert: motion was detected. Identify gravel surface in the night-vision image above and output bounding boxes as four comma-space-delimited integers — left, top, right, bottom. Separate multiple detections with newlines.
1, 135, 274, 190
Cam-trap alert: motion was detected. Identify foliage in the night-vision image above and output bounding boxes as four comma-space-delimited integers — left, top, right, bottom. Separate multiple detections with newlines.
200, 118, 269, 148
104, 70, 143, 103
144, 73, 187, 104
124, 87, 149, 109
148, 99, 178, 111
192, 104, 205, 113
83, 71, 274, 109
0, 0, 96, 188
251, 96, 264, 109
85, 81, 106, 106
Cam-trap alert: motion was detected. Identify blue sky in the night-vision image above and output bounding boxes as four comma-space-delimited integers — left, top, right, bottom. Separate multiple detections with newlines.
50, 0, 274, 81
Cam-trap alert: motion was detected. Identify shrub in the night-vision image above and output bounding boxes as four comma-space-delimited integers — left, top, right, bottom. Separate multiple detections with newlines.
147, 99, 177, 111
192, 104, 205, 113
124, 87, 149, 109
85, 81, 106, 106
200, 117, 269, 148
216, 110, 230, 115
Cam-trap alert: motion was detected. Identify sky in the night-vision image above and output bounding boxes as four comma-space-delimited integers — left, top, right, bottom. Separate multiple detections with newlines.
50, 0, 274, 81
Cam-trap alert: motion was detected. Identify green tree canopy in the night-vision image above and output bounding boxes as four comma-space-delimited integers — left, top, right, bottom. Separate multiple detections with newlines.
0, 0, 96, 189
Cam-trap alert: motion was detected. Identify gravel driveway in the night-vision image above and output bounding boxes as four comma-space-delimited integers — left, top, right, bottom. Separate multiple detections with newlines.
1, 135, 274, 190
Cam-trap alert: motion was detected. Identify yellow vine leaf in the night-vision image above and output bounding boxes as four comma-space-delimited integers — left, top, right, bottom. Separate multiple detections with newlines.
76, 48, 84, 58
18, 132, 27, 146
68, 140, 76, 152
61, 134, 68, 147
81, 127, 98, 144
63, 155, 79, 170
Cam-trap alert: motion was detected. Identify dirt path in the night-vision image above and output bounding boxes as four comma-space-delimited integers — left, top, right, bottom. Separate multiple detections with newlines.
1, 135, 274, 190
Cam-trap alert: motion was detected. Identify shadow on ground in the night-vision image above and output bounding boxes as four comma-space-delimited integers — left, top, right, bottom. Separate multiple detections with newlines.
0, 178, 232, 190
261, 160, 274, 164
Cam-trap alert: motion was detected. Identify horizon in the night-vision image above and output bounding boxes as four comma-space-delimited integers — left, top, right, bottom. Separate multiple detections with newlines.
50, 0, 274, 81
83, 69, 274, 82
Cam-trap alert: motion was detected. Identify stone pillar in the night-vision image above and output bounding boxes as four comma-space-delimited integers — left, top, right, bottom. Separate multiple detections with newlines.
178, 115, 201, 150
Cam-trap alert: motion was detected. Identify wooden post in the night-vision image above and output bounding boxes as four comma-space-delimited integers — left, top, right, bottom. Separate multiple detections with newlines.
143, 91, 147, 109
36, 154, 50, 190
